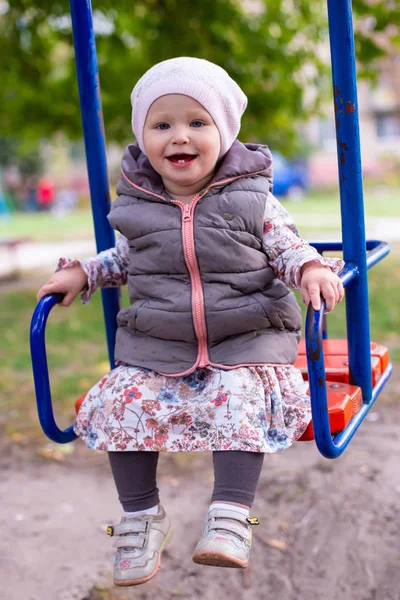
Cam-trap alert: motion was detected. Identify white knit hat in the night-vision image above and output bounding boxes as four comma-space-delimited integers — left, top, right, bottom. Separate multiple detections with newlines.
131, 57, 248, 157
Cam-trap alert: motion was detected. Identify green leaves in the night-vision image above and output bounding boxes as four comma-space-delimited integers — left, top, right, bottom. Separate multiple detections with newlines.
1, 0, 398, 154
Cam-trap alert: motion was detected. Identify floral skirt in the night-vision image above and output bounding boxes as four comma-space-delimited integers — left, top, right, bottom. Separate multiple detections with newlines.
74, 364, 311, 453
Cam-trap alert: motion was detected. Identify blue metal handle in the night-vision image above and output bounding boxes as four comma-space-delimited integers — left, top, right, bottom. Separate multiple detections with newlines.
306, 241, 392, 458
310, 240, 390, 259
30, 294, 78, 444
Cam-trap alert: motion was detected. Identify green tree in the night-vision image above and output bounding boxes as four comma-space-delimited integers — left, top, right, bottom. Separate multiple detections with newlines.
1, 0, 399, 155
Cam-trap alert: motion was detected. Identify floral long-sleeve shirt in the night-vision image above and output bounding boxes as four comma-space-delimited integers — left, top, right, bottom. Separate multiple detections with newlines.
64, 193, 344, 453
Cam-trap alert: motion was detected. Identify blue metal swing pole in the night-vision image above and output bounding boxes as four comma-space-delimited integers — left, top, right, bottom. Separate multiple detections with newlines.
69, 0, 119, 367
305, 0, 379, 458
327, 0, 372, 402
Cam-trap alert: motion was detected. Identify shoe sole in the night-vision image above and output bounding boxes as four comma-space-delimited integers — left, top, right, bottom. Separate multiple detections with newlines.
113, 526, 173, 587
192, 549, 248, 569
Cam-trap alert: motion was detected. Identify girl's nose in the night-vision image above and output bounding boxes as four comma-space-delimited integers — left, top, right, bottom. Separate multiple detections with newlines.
172, 126, 190, 145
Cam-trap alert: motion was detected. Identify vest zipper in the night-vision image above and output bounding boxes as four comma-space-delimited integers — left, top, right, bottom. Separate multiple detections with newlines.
121, 166, 271, 374
174, 195, 209, 368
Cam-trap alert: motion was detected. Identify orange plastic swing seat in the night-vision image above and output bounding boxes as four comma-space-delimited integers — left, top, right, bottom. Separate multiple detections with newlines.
296, 339, 389, 441
74, 339, 389, 443
298, 381, 362, 441
297, 340, 389, 373
75, 393, 86, 415
294, 354, 382, 386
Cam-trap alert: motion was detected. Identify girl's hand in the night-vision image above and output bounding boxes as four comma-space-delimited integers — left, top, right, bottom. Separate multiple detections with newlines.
300, 262, 344, 313
36, 265, 88, 307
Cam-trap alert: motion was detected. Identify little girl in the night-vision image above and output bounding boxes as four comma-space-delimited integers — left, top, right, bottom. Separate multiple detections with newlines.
37, 57, 344, 586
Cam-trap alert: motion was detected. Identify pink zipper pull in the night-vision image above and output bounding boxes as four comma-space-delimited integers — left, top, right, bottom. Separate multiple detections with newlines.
183, 203, 192, 222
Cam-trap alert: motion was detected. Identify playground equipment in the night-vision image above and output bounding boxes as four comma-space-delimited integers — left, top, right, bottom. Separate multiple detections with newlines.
30, 0, 392, 459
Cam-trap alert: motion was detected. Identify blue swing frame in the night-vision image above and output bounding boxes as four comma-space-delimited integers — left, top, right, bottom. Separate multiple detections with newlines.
30, 0, 392, 456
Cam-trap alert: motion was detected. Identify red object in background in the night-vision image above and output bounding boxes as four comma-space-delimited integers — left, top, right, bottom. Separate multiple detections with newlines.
37, 178, 55, 206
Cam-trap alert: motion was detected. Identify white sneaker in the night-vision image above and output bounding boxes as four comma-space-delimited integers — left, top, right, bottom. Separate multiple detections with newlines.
192, 507, 259, 568
108, 505, 172, 586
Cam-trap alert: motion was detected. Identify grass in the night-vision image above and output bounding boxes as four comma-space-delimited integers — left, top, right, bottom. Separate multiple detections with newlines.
286, 187, 400, 218
0, 210, 95, 242
1, 251, 399, 443
1, 187, 399, 242
0, 291, 109, 440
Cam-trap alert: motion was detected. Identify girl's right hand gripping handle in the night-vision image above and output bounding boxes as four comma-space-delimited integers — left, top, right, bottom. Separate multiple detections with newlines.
30, 294, 78, 444
305, 257, 392, 459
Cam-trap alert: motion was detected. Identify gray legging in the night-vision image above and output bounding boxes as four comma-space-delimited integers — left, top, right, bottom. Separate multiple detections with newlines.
108, 451, 264, 511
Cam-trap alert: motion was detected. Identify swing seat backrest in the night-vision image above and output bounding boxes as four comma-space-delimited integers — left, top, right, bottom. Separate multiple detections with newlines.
295, 338, 389, 441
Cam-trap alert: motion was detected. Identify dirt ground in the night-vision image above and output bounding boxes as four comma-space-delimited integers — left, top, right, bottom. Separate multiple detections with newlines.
1, 380, 399, 600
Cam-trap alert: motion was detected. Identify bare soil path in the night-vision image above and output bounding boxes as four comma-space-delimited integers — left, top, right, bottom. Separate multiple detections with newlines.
1, 385, 399, 600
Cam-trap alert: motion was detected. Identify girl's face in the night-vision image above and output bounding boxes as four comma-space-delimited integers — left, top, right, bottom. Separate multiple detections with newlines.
143, 94, 221, 198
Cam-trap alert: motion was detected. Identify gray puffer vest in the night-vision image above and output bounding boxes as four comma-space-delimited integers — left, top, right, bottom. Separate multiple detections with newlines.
108, 140, 302, 375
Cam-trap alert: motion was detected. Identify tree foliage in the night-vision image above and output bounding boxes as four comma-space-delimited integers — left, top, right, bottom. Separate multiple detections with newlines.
1, 0, 399, 155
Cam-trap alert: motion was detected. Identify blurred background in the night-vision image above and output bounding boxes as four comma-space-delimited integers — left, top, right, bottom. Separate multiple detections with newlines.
1, 1, 400, 599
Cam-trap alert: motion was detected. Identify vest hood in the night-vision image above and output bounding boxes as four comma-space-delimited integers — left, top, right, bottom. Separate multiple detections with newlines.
117, 140, 273, 200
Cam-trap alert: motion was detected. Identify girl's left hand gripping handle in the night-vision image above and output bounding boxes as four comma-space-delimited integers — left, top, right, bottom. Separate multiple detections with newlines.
30, 294, 78, 444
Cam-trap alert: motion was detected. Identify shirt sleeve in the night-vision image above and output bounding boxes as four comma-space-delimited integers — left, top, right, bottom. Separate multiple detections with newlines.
56, 234, 129, 304
262, 193, 344, 289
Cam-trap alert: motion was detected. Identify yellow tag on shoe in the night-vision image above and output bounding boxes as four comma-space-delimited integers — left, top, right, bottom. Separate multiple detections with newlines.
107, 525, 114, 536
246, 517, 260, 525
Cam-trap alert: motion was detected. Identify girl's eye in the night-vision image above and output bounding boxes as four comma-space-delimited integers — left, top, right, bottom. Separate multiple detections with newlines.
156, 123, 170, 130
190, 120, 204, 128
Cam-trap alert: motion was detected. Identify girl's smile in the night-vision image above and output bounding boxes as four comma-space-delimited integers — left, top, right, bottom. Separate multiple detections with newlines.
166, 153, 198, 167
143, 95, 221, 197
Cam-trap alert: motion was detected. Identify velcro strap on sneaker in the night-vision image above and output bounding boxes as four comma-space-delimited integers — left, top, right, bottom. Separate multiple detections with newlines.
116, 534, 146, 549
208, 508, 249, 522
209, 518, 252, 541
111, 520, 148, 536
